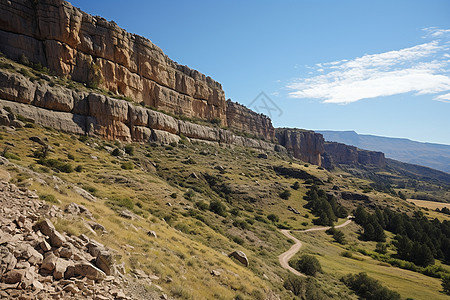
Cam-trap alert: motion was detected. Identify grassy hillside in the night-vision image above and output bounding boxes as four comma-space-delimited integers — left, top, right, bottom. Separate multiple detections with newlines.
1, 107, 450, 298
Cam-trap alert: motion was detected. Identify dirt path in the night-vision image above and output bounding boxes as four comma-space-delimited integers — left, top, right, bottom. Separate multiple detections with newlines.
278, 217, 353, 276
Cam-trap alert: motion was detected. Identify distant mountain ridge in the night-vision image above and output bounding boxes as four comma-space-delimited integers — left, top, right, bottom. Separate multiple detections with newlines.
317, 130, 450, 174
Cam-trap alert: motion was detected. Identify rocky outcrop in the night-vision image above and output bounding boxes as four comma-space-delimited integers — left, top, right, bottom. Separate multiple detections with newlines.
0, 69, 278, 152
226, 100, 275, 142
276, 128, 324, 166
323, 142, 386, 168
0, 0, 227, 124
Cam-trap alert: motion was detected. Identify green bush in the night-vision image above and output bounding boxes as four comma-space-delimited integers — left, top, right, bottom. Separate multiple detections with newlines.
209, 200, 227, 217
37, 158, 73, 173
67, 153, 75, 160
170, 192, 177, 199
117, 197, 134, 209
111, 148, 121, 156
341, 272, 400, 300
184, 189, 195, 201
195, 200, 209, 211
121, 162, 134, 170
267, 213, 279, 223
279, 189, 291, 200
124, 145, 134, 155
293, 255, 322, 276
442, 275, 450, 295
39, 194, 58, 204
75, 165, 83, 172
292, 181, 300, 190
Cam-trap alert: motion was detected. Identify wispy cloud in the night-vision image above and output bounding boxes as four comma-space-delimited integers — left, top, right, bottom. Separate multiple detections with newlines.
287, 28, 450, 104
435, 93, 450, 103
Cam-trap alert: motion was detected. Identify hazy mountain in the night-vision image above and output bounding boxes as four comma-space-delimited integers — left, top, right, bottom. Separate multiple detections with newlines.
318, 130, 450, 174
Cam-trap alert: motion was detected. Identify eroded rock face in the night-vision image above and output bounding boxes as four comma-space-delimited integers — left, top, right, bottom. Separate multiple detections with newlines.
226, 100, 275, 142
276, 128, 325, 166
323, 142, 386, 168
0, 0, 227, 125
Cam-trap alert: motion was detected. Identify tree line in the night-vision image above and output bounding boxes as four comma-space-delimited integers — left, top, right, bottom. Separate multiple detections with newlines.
354, 206, 450, 267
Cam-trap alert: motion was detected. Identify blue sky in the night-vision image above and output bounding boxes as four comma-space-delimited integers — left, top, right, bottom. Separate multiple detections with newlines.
70, 0, 450, 145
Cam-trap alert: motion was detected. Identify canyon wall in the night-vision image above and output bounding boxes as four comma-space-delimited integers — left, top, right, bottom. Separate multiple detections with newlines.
226, 100, 275, 142
322, 142, 386, 168
0, 69, 278, 152
0, 0, 227, 124
275, 128, 325, 166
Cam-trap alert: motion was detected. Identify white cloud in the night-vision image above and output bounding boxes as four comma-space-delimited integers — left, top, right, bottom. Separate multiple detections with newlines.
435, 93, 450, 103
423, 27, 450, 38
287, 29, 450, 104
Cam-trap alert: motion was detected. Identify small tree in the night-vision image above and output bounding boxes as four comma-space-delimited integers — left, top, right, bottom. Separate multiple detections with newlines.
294, 255, 322, 276
209, 200, 227, 217
442, 275, 450, 295
267, 214, 279, 223
279, 189, 291, 200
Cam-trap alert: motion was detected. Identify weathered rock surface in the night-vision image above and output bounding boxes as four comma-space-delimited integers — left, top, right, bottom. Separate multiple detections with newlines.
0, 0, 227, 124
226, 100, 276, 142
322, 142, 386, 169
276, 128, 325, 166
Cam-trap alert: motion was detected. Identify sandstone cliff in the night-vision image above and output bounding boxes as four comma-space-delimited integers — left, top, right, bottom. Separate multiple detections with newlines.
0, 0, 227, 124
226, 100, 275, 142
0, 68, 278, 152
275, 128, 324, 166
322, 142, 386, 168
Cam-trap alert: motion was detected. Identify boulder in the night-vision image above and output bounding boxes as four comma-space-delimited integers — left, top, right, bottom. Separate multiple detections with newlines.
95, 250, 114, 276
53, 258, 72, 280
41, 252, 58, 272
228, 250, 249, 267
150, 129, 180, 145
2, 269, 25, 284
0, 71, 36, 104
71, 261, 106, 281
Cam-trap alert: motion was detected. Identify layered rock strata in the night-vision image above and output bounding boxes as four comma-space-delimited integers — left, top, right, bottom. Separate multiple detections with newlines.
0, 0, 227, 124
226, 100, 275, 142
0, 69, 278, 152
323, 142, 386, 168
275, 128, 325, 166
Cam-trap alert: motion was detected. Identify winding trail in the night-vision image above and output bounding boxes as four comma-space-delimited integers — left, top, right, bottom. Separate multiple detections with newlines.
278, 217, 353, 277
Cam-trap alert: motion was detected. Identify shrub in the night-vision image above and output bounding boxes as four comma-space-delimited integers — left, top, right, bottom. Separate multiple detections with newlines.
170, 192, 177, 199
341, 272, 401, 300
67, 153, 75, 160
267, 213, 279, 223
375, 242, 387, 254
283, 275, 326, 298
293, 255, 322, 276
124, 144, 134, 155
39, 194, 58, 204
341, 250, 353, 258
279, 189, 291, 200
75, 165, 83, 172
442, 275, 450, 295
111, 148, 121, 156
232, 219, 250, 230
37, 158, 73, 173
209, 200, 227, 217
292, 181, 300, 190
117, 197, 134, 209
230, 207, 240, 216
195, 200, 209, 211
184, 189, 195, 201
121, 162, 134, 170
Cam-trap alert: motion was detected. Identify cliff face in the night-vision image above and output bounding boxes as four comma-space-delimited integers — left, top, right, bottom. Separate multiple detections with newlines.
323, 142, 386, 168
275, 128, 324, 166
0, 69, 279, 152
0, 0, 227, 124
226, 100, 275, 142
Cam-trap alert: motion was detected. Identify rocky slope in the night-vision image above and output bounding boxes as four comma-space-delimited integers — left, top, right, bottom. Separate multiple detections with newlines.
0, 171, 162, 299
